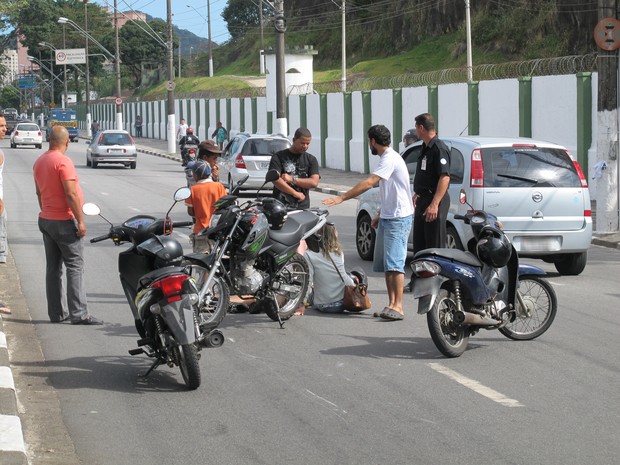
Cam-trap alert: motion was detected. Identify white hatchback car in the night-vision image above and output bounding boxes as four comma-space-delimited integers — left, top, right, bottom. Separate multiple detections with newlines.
355, 136, 592, 275
10, 122, 43, 149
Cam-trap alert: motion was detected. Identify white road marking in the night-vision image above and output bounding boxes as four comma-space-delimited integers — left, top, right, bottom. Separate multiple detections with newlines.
428, 363, 524, 407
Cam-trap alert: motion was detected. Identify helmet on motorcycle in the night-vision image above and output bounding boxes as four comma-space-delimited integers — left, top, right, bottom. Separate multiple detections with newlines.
138, 236, 184, 268
261, 198, 287, 230
349, 267, 368, 286
476, 233, 511, 268
186, 127, 193, 135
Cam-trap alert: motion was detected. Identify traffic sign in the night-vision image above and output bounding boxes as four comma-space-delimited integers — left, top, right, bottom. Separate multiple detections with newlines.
594, 18, 620, 51
55, 48, 86, 65
115, 97, 123, 106
167, 80, 176, 91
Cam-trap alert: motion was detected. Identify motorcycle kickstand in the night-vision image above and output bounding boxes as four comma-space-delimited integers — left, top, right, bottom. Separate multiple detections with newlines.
271, 295, 285, 329
142, 358, 162, 378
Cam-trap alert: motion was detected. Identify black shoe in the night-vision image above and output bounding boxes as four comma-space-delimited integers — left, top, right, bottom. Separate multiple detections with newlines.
72, 315, 104, 325
50, 315, 70, 323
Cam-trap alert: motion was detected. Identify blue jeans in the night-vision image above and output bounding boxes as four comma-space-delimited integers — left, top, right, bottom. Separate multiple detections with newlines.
373, 216, 412, 274
0, 208, 7, 263
315, 300, 345, 314
38, 217, 88, 322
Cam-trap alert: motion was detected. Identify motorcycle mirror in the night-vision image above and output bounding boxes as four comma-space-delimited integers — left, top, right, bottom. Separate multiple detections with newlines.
459, 188, 474, 209
82, 203, 101, 216
265, 169, 279, 183
230, 175, 250, 195
174, 187, 191, 202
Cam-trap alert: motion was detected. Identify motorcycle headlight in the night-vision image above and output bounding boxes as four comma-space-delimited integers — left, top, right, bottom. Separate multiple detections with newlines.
209, 213, 222, 228
411, 260, 441, 278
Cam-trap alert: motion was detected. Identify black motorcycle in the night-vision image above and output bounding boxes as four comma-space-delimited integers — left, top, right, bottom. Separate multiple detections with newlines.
83, 188, 226, 389
184, 171, 329, 327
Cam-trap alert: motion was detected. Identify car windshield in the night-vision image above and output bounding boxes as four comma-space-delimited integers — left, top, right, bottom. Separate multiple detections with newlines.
241, 139, 289, 156
481, 147, 580, 188
100, 133, 132, 146
18, 124, 39, 131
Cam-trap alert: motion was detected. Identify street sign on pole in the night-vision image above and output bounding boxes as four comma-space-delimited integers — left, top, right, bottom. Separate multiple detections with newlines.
115, 97, 123, 106
55, 48, 86, 65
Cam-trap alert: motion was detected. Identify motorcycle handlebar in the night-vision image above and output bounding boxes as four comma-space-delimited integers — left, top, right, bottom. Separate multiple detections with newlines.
174, 221, 194, 228
90, 233, 111, 243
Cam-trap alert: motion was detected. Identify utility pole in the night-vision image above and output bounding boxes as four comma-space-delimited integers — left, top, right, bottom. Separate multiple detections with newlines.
595, 0, 620, 232
167, 0, 176, 154
259, 0, 265, 74
84, 0, 91, 137
465, 0, 473, 82
207, 0, 213, 77
114, 0, 123, 130
274, 0, 287, 136
62, 24, 68, 109
341, 0, 346, 92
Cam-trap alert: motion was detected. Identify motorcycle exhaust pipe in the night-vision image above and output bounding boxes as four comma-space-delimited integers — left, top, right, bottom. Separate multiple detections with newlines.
453, 310, 498, 327
201, 329, 225, 348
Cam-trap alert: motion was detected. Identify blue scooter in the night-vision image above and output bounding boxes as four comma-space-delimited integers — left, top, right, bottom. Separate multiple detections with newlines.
410, 189, 557, 357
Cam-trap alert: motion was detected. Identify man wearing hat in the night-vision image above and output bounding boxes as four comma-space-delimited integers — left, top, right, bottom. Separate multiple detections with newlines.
402, 128, 419, 149
197, 140, 222, 183
186, 159, 227, 253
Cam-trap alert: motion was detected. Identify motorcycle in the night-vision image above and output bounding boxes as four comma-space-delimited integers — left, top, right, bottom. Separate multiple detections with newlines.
183, 170, 329, 328
82, 187, 227, 389
409, 189, 558, 358
181, 143, 198, 167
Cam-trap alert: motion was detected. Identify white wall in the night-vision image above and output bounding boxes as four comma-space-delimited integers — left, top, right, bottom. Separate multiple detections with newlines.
325, 93, 345, 169
306, 93, 322, 163
532, 75, 577, 153
288, 95, 301, 139
437, 83, 469, 136
479, 79, 519, 137
350, 91, 366, 173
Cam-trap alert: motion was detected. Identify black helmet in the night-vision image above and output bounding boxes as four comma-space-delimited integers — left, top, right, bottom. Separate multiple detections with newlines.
138, 236, 184, 268
476, 233, 511, 268
349, 267, 368, 286
261, 198, 287, 230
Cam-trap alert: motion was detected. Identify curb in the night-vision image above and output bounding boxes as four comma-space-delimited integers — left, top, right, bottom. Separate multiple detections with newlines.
0, 314, 28, 465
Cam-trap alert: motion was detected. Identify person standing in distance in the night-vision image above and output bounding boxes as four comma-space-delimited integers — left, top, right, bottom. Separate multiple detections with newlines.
33, 126, 102, 325
211, 122, 228, 150
0, 113, 8, 265
268, 128, 320, 210
405, 113, 451, 292
176, 118, 188, 144
323, 125, 413, 320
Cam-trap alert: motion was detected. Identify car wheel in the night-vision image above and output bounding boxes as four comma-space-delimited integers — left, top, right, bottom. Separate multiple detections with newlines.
36, 144, 42, 149
86, 157, 91, 167
356, 213, 376, 261
228, 175, 234, 192
446, 225, 463, 250
554, 252, 587, 276
10, 142, 16, 149
130, 161, 136, 169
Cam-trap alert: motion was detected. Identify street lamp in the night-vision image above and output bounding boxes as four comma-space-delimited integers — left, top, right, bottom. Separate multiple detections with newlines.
37, 42, 56, 106
58, 14, 122, 129
187, 3, 213, 77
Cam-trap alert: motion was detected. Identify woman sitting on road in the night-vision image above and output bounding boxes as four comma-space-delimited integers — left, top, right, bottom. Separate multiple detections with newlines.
302, 222, 356, 314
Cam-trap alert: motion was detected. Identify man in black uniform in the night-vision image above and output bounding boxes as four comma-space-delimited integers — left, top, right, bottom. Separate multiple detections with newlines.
268, 127, 320, 210
405, 113, 451, 291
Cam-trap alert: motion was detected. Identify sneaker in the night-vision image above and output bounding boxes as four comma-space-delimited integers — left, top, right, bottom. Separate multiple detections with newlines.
71, 315, 104, 325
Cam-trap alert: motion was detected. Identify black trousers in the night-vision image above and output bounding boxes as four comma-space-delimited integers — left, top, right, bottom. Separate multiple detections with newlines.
412, 192, 450, 254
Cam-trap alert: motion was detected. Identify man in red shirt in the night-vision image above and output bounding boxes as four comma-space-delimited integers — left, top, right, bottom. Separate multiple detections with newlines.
33, 126, 102, 325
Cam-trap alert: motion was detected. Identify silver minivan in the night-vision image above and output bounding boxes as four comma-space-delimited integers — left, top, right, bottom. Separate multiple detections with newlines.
355, 136, 592, 275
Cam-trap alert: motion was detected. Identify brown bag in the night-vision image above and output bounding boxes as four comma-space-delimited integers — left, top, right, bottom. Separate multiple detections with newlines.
343, 282, 372, 312
328, 254, 372, 312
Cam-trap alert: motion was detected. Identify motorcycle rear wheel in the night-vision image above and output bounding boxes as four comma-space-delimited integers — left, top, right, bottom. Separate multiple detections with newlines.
191, 268, 229, 330
265, 253, 309, 322
174, 344, 201, 390
427, 288, 469, 358
499, 276, 557, 340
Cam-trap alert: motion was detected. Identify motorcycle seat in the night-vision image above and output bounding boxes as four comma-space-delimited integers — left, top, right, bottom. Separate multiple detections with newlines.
415, 248, 482, 267
269, 210, 320, 246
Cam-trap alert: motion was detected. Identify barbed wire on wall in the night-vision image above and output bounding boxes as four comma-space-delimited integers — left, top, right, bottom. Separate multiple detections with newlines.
291, 53, 599, 95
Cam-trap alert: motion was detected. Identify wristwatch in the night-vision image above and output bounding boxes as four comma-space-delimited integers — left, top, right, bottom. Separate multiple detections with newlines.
292, 175, 298, 185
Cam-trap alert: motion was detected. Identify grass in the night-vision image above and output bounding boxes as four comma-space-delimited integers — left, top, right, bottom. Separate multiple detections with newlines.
140, 76, 252, 99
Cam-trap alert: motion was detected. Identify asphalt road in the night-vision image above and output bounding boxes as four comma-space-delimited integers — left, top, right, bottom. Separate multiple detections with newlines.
2, 140, 620, 465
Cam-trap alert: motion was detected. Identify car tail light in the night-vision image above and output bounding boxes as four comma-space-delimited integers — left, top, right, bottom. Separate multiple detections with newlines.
564, 150, 589, 188
470, 148, 484, 187
129, 135, 135, 144
38, 131, 41, 136
512, 143, 537, 148
14, 130, 19, 136
98, 133, 104, 144
235, 154, 246, 169
151, 274, 189, 303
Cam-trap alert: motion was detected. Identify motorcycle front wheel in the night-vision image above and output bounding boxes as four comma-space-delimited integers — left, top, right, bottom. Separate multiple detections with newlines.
190, 266, 229, 330
174, 344, 201, 390
499, 276, 557, 340
265, 253, 309, 322
427, 288, 469, 358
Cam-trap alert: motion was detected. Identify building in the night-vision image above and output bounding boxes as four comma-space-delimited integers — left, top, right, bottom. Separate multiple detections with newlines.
1, 49, 19, 84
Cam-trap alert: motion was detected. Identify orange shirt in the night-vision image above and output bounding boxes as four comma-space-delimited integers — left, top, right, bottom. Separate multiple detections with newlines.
187, 181, 227, 234
33, 149, 83, 221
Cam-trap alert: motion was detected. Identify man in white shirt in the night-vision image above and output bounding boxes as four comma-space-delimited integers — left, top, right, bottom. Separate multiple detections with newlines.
176, 118, 188, 144
323, 124, 413, 320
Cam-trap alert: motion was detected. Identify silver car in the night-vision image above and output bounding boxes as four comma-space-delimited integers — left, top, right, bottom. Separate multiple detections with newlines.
86, 130, 138, 169
218, 133, 291, 191
355, 136, 592, 275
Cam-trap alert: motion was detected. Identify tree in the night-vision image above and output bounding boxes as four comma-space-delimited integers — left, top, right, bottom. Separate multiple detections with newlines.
118, 19, 172, 89
222, 0, 269, 41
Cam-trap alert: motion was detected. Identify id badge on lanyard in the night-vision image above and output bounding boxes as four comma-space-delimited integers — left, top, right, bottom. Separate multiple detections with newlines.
421, 157, 427, 171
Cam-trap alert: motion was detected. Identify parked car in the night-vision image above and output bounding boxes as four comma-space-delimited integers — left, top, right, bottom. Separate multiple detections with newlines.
355, 136, 592, 275
86, 130, 137, 169
218, 132, 291, 191
10, 122, 43, 149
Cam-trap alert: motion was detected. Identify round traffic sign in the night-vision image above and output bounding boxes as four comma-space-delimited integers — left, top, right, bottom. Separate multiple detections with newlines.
594, 18, 620, 51
115, 97, 123, 106
167, 80, 176, 91
56, 51, 67, 63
